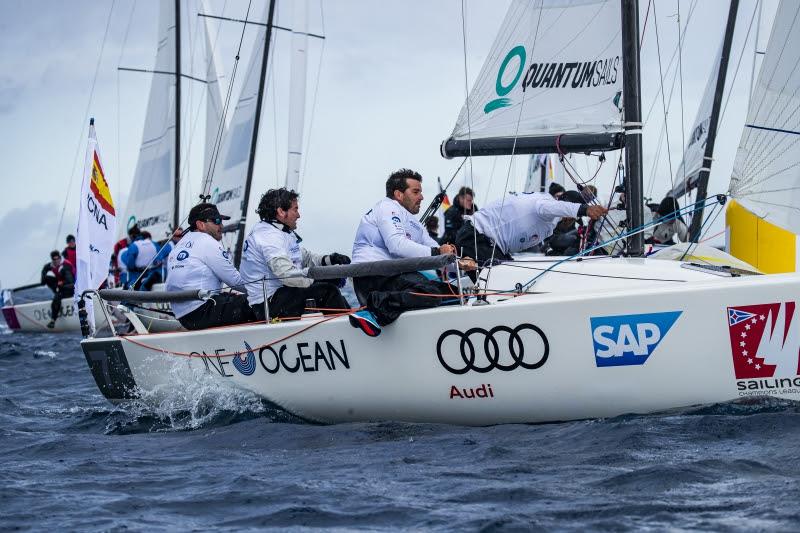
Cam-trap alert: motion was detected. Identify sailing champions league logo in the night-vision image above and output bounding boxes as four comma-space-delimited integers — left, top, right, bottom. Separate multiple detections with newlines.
727, 303, 800, 391
590, 311, 682, 367
483, 44, 620, 115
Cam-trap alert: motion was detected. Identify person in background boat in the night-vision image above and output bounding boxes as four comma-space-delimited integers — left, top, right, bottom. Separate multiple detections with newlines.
549, 182, 566, 199
424, 215, 441, 243
649, 196, 689, 245
62, 234, 77, 271
240, 188, 350, 321
349, 168, 472, 337
166, 203, 255, 330
455, 189, 608, 268
441, 186, 477, 244
112, 225, 141, 287
40, 250, 75, 329
122, 230, 160, 290
155, 227, 183, 281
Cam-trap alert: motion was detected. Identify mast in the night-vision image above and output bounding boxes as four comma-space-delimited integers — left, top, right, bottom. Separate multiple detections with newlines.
688, 0, 739, 242
233, 0, 277, 267
621, 0, 644, 256
174, 0, 181, 232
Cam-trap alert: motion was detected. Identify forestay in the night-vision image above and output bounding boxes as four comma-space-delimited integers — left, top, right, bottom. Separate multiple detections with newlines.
122, 1, 177, 240
729, 0, 800, 235
442, 0, 624, 157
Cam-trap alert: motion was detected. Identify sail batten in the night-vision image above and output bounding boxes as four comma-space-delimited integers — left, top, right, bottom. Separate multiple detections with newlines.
442, 0, 624, 158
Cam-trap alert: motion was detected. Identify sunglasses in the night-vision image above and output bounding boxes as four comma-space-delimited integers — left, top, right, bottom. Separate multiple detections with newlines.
204, 217, 223, 225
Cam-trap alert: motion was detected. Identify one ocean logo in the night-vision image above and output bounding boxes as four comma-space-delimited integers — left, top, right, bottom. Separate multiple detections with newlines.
176, 250, 189, 261
484, 45, 526, 114
232, 341, 257, 376
590, 311, 682, 367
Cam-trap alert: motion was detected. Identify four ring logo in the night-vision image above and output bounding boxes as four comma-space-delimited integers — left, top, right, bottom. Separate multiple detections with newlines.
436, 324, 549, 374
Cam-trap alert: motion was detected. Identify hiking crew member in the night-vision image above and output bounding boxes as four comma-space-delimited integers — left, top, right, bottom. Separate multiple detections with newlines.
166, 203, 255, 330
112, 225, 140, 286
455, 190, 607, 267
123, 231, 159, 290
349, 169, 466, 336
240, 188, 350, 321
62, 234, 77, 273
41, 250, 75, 329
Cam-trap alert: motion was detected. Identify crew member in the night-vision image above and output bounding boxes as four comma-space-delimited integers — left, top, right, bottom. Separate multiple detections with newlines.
442, 186, 477, 243
166, 203, 255, 330
112, 225, 140, 287
240, 188, 350, 321
350, 168, 471, 336
155, 227, 183, 282
455, 190, 607, 267
62, 235, 77, 271
40, 250, 75, 329
123, 231, 159, 290
651, 196, 689, 245
424, 215, 441, 243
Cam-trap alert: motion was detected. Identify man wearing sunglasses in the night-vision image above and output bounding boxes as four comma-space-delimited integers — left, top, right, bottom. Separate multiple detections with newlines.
165, 203, 255, 330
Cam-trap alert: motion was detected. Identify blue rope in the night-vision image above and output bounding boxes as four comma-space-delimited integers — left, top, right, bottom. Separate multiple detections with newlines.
515, 195, 726, 292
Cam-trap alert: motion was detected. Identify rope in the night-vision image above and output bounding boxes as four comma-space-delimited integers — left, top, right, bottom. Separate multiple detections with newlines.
119, 308, 354, 358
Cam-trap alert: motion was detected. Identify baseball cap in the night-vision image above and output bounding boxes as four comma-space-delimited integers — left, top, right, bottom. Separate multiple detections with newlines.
188, 203, 231, 229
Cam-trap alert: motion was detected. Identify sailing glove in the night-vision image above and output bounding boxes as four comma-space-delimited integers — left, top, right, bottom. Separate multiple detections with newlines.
325, 253, 351, 265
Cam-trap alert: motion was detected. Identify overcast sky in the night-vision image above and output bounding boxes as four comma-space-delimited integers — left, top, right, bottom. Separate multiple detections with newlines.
0, 0, 770, 289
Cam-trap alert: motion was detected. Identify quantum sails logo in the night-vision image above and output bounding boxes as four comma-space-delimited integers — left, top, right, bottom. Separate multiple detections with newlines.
484, 44, 620, 114
727, 302, 800, 395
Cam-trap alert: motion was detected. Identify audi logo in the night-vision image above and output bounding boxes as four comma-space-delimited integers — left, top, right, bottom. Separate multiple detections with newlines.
436, 324, 549, 374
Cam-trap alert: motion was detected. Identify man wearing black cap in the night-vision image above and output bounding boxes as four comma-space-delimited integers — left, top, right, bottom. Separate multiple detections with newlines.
455, 190, 607, 266
165, 203, 255, 330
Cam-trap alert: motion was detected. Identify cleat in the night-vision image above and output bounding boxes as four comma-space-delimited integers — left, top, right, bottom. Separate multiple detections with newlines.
348, 310, 381, 337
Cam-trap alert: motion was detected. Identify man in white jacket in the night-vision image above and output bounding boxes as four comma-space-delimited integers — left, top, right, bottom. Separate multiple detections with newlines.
349, 169, 459, 336
166, 203, 255, 330
240, 188, 350, 321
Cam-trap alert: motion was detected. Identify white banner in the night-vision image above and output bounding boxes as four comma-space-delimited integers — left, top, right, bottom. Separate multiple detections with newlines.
75, 122, 116, 331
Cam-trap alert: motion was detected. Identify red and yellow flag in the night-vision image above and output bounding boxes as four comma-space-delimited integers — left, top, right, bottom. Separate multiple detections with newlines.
90, 152, 115, 215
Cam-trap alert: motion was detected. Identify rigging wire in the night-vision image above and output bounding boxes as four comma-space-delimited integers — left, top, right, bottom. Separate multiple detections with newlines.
676, 0, 687, 202
54, 0, 117, 247
116, 0, 137, 209
300, 0, 328, 192
652, 0, 676, 191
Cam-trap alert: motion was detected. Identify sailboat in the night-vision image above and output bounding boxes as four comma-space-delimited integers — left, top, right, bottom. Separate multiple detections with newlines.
78, 0, 800, 425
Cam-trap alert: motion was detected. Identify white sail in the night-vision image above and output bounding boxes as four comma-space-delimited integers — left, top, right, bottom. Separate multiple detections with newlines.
670, 44, 722, 199
200, 0, 227, 193
449, 0, 623, 144
285, 0, 309, 191
122, 1, 176, 240
205, 4, 269, 229
729, 0, 800, 235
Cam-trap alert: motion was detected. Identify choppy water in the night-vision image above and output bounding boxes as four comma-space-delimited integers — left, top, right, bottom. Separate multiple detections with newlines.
3, 325, 800, 531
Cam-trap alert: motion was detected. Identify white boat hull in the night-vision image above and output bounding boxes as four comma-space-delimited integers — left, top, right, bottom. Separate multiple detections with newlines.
80, 259, 800, 425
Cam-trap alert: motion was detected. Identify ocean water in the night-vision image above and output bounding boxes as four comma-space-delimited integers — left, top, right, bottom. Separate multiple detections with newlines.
3, 325, 800, 531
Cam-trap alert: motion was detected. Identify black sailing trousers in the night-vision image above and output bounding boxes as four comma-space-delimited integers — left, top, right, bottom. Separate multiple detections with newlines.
178, 292, 256, 331
354, 272, 457, 326
252, 281, 349, 321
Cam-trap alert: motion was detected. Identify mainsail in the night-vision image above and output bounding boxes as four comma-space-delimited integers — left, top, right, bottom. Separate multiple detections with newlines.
201, 0, 228, 189
285, 0, 309, 191
728, 0, 800, 272
441, 0, 624, 158
203, 4, 269, 232
668, 44, 722, 199
122, 1, 176, 240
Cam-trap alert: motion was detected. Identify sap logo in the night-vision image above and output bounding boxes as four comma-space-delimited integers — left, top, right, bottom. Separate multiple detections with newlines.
590, 311, 682, 367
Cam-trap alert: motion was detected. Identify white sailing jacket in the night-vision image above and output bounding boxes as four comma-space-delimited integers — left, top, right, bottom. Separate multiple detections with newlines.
240, 221, 325, 305
471, 192, 580, 254
352, 197, 439, 263
165, 231, 245, 318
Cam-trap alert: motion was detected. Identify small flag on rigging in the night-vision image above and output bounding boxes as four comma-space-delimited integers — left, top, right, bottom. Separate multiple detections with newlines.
74, 119, 116, 332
